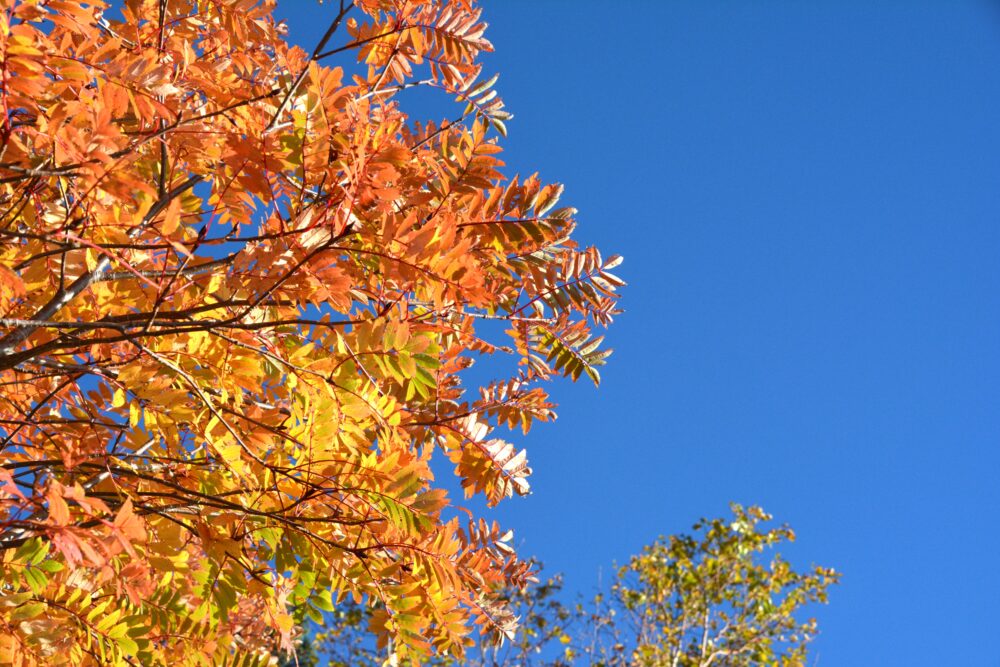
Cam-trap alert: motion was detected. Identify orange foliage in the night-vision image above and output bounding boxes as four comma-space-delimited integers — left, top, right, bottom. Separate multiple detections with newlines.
0, 0, 622, 664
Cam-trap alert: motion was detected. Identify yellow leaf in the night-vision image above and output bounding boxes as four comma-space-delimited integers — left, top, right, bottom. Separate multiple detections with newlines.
161, 198, 182, 236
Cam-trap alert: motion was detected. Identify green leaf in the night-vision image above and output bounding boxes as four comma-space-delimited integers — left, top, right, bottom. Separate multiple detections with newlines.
312, 588, 336, 612
115, 634, 139, 657
13, 538, 44, 564
10, 602, 46, 621
23, 566, 47, 595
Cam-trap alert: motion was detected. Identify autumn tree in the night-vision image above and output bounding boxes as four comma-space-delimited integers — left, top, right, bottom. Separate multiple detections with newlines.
0, 0, 622, 664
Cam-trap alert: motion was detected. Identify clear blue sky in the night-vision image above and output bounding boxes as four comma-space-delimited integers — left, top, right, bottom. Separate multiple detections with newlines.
281, 2, 1000, 665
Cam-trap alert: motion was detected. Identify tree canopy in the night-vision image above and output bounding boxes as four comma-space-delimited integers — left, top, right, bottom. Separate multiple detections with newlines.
0, 0, 622, 664
589, 505, 839, 667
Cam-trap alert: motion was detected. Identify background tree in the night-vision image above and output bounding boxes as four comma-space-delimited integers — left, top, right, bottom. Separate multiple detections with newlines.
308, 506, 838, 667
572, 505, 839, 667
0, 0, 621, 664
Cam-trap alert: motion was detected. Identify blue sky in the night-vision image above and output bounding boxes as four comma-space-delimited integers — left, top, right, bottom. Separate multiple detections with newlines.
281, 2, 1000, 665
